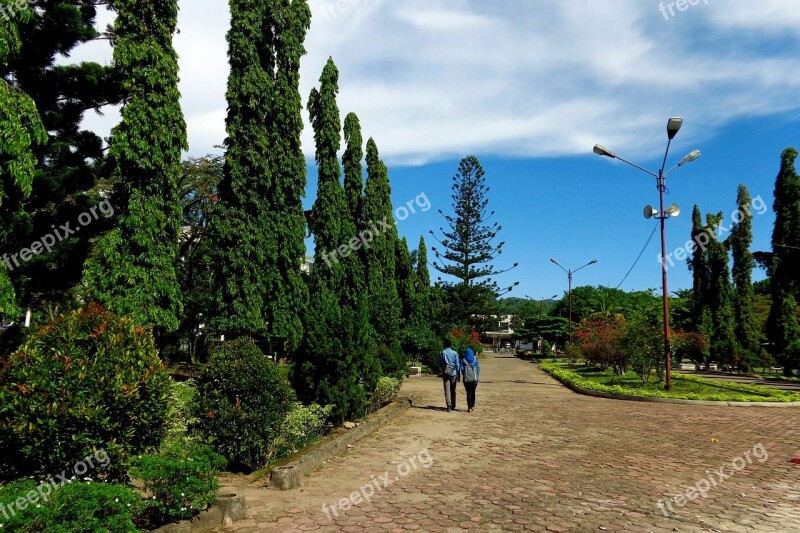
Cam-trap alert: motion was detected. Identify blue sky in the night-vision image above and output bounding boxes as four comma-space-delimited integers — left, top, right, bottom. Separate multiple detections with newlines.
70, 0, 800, 298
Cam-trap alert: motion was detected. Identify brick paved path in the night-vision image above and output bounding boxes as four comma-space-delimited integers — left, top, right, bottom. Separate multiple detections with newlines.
215, 353, 800, 532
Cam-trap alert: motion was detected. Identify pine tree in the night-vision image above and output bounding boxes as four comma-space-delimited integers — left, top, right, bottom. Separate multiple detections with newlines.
705, 212, 737, 365
82, 0, 186, 337
431, 156, 517, 325
730, 184, 760, 363
0, 3, 48, 317
265, 0, 310, 353
6, 1, 122, 313
363, 138, 405, 375
208, 0, 274, 337
768, 147, 800, 370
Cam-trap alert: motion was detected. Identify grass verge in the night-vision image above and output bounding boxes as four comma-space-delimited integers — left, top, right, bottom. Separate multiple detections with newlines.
539, 362, 800, 402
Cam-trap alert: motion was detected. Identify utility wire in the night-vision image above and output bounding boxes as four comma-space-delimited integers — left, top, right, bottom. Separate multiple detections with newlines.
615, 225, 658, 289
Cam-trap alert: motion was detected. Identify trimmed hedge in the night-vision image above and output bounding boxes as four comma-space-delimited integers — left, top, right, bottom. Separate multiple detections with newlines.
540, 362, 800, 403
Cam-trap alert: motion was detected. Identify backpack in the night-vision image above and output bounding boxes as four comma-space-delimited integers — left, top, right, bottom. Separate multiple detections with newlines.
463, 361, 479, 383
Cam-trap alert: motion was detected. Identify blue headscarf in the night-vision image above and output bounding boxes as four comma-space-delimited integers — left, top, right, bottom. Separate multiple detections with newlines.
463, 347, 477, 364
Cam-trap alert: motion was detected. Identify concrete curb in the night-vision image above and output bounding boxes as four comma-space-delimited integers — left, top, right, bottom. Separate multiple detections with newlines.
543, 369, 800, 407
151, 494, 249, 532
268, 396, 414, 490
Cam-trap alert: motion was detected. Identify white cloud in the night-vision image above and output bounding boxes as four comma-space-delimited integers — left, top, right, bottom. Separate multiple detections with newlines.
65, 0, 800, 165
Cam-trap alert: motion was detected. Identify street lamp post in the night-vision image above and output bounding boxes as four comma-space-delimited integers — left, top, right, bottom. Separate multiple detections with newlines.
550, 258, 597, 349
593, 117, 700, 390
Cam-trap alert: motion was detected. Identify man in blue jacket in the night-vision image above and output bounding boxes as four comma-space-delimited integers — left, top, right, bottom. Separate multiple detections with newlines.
440, 340, 461, 412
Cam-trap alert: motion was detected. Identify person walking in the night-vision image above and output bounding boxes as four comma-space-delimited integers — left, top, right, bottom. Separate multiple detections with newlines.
440, 340, 461, 412
461, 347, 481, 412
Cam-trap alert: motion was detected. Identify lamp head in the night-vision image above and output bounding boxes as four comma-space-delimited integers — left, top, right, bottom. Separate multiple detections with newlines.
593, 144, 616, 158
589, 259, 598, 265
549, 258, 558, 264
667, 117, 683, 140
665, 203, 681, 217
644, 205, 659, 219
678, 149, 701, 166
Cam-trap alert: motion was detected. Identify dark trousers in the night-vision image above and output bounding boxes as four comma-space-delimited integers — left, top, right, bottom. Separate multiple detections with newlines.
442, 375, 457, 408
464, 382, 478, 409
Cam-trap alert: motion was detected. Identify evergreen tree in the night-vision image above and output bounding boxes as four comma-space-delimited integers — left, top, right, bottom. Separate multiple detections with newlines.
413, 235, 432, 324
704, 212, 737, 364
730, 184, 761, 364
208, 0, 274, 337
294, 59, 378, 421
0, 2, 48, 317
768, 147, 800, 370
431, 156, 517, 326
83, 0, 187, 338
688, 205, 710, 336
265, 0, 310, 353
363, 138, 404, 375
343, 112, 364, 231
6, 1, 121, 314
396, 236, 416, 325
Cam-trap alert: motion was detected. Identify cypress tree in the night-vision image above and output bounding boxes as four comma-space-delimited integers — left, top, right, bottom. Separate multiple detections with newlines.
343, 112, 364, 231
294, 58, 378, 421
0, 3, 47, 317
363, 138, 404, 375
396, 236, 416, 325
208, 0, 274, 337
730, 185, 760, 363
412, 235, 431, 324
83, 0, 186, 337
705, 212, 737, 365
265, 0, 310, 353
768, 147, 800, 369
688, 205, 710, 336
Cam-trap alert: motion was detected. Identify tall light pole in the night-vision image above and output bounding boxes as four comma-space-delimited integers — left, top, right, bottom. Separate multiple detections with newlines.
593, 117, 701, 390
550, 258, 597, 349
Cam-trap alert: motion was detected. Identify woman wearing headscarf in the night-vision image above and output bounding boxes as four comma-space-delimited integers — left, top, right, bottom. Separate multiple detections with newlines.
460, 347, 481, 412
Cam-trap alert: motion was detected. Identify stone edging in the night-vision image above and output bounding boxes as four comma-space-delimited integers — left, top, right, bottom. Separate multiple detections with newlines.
544, 369, 800, 407
151, 494, 249, 532
268, 396, 414, 490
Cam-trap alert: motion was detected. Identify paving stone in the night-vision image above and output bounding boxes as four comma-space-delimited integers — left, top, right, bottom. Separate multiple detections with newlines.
216, 354, 800, 533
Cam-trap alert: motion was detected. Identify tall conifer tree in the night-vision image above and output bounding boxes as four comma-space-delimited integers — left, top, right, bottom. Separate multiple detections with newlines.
209, 0, 274, 337
294, 59, 378, 421
266, 0, 310, 352
730, 184, 760, 362
705, 212, 737, 364
83, 0, 186, 337
343, 112, 364, 231
767, 147, 800, 369
7, 1, 121, 312
688, 205, 710, 336
363, 138, 404, 375
1, 2, 47, 317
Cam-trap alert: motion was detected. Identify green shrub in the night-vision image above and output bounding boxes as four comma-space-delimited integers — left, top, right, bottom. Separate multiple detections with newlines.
266, 402, 333, 462
162, 379, 199, 449
371, 376, 401, 411
0, 303, 172, 481
540, 340, 552, 357
130, 442, 225, 523
191, 338, 295, 472
0, 479, 144, 532
372, 343, 406, 381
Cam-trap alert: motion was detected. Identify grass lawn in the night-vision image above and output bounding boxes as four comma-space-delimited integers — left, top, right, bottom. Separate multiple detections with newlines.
540, 362, 800, 403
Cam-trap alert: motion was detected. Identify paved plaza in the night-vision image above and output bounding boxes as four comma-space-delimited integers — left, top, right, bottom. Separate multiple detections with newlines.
217, 354, 800, 532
